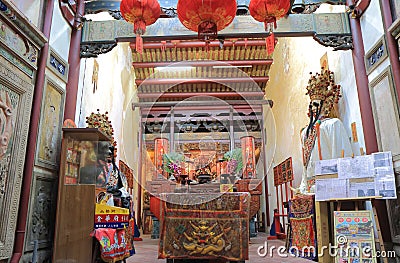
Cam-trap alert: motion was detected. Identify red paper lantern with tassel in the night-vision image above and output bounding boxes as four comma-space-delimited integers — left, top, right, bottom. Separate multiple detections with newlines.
120, 0, 161, 54
249, 0, 290, 30
249, 0, 290, 55
177, 0, 236, 43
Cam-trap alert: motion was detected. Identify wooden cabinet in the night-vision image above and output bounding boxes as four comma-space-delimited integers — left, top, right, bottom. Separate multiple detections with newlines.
53, 128, 111, 263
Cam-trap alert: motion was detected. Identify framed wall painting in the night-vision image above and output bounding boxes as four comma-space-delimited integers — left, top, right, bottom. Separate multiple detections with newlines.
35, 77, 65, 170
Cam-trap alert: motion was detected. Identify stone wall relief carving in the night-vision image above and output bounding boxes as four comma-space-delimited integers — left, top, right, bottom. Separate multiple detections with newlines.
0, 58, 33, 260
25, 172, 57, 253
31, 186, 51, 242
0, 85, 18, 198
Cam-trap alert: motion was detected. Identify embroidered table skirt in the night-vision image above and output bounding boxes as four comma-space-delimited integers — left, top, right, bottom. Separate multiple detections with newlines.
158, 193, 250, 261
288, 195, 317, 260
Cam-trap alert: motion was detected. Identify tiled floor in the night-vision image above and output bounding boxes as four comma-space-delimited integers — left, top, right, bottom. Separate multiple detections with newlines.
127, 233, 314, 263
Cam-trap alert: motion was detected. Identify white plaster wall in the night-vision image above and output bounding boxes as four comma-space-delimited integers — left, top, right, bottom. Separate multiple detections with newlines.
265, 37, 363, 222
360, 0, 384, 52
10, 0, 43, 28
49, 0, 72, 61
76, 42, 140, 209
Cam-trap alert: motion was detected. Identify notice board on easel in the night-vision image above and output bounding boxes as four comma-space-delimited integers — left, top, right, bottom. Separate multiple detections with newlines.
334, 211, 377, 263
315, 152, 397, 201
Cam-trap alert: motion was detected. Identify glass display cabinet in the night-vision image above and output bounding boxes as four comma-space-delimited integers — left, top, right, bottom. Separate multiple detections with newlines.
53, 128, 111, 263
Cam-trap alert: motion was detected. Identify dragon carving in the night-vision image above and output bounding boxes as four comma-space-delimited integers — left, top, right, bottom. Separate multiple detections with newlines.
182, 220, 232, 256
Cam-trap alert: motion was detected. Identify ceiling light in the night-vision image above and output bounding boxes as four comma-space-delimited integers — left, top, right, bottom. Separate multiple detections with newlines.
155, 66, 194, 72
212, 65, 252, 69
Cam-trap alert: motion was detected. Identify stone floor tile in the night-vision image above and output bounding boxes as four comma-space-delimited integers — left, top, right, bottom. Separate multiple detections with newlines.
126, 233, 314, 263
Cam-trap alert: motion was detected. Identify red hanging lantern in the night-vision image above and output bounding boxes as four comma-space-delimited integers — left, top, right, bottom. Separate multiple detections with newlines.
249, 0, 290, 55
249, 0, 290, 30
177, 0, 237, 42
120, 0, 161, 54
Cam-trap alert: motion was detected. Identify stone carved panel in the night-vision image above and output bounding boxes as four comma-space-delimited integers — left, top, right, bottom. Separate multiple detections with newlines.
25, 172, 57, 251
314, 13, 346, 34
0, 18, 38, 68
0, 58, 33, 260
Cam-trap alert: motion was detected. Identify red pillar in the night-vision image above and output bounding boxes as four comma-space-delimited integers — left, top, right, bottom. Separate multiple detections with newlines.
64, 0, 85, 121
381, 0, 400, 100
379, 1, 400, 242
136, 121, 143, 228
10, 1, 54, 262
347, 0, 391, 242
347, 0, 379, 154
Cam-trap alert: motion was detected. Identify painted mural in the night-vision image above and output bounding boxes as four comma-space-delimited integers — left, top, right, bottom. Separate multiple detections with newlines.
37, 80, 63, 168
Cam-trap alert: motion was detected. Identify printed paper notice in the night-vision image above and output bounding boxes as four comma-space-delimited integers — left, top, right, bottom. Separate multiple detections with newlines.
315, 178, 348, 201
315, 159, 338, 175
372, 152, 397, 199
348, 178, 376, 198
338, 156, 374, 179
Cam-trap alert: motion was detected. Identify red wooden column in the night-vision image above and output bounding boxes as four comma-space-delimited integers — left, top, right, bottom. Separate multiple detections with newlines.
346, 0, 391, 242
261, 107, 271, 226
381, 0, 400, 100
136, 120, 143, 227
347, 0, 378, 154
64, 0, 85, 121
10, 1, 55, 262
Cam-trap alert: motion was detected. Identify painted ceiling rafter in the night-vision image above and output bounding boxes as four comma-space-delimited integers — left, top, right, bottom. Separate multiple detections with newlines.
78, 0, 362, 106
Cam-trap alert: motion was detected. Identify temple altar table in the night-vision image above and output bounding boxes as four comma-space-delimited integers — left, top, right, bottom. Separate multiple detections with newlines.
156, 192, 250, 262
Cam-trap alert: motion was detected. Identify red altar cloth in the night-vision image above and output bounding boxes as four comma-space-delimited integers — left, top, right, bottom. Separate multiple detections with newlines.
149, 195, 161, 219
158, 192, 250, 261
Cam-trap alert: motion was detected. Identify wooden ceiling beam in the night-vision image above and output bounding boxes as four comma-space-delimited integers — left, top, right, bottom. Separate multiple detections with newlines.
135, 77, 269, 86
132, 60, 273, 68
130, 40, 268, 50
133, 100, 271, 110
138, 91, 265, 99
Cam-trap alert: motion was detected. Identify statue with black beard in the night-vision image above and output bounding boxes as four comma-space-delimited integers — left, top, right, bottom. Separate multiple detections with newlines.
297, 69, 353, 194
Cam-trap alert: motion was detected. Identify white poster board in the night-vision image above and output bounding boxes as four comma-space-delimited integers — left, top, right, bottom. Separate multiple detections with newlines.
315, 152, 397, 201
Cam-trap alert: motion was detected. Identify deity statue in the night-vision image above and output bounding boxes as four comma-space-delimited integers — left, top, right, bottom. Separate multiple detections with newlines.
297, 68, 353, 194
79, 141, 112, 187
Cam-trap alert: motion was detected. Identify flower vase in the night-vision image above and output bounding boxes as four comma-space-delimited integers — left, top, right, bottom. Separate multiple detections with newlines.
168, 174, 176, 181
229, 174, 239, 184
